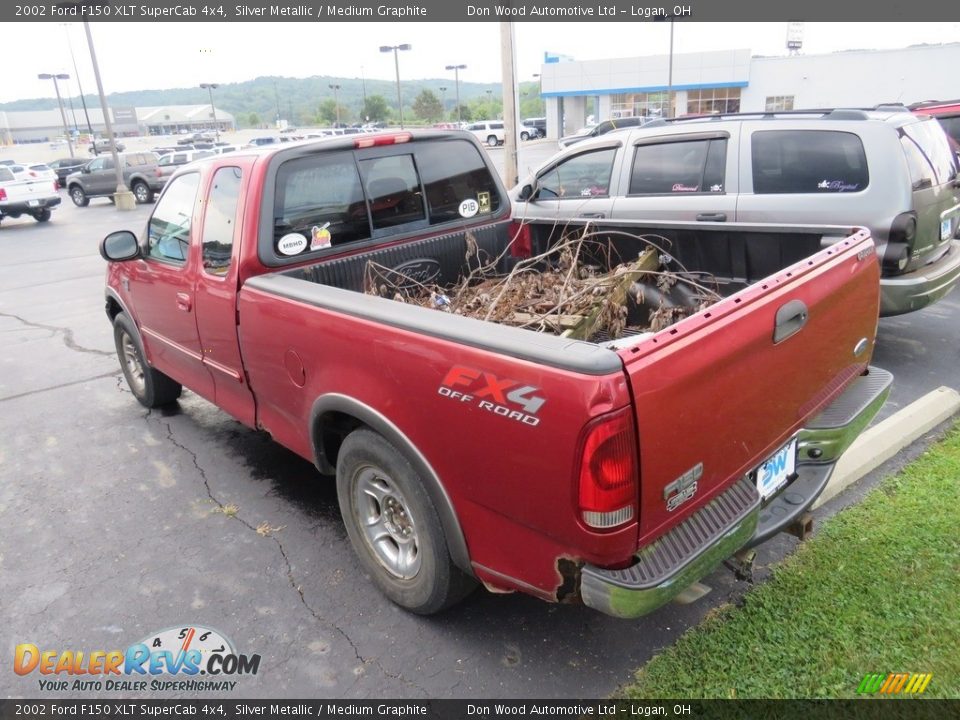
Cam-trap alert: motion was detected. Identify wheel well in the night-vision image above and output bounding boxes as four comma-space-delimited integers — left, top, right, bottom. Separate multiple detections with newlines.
106, 296, 123, 321
314, 410, 364, 474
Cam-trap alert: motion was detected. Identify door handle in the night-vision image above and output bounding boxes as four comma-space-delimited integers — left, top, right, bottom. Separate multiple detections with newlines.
176, 292, 192, 312
579, 213, 605, 219
696, 213, 727, 222
773, 299, 808, 344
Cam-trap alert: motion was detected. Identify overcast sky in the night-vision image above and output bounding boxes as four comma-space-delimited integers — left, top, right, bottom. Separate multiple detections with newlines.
4, 21, 959, 104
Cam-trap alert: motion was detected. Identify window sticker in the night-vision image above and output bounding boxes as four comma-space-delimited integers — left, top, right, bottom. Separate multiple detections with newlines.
311, 223, 332, 250
817, 179, 860, 192
459, 198, 479, 218
278, 233, 308, 256
477, 191, 491, 214
710, 184, 723, 192
672, 183, 700, 192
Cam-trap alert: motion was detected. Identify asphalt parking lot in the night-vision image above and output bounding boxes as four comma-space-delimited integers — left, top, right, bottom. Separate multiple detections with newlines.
1, 143, 958, 700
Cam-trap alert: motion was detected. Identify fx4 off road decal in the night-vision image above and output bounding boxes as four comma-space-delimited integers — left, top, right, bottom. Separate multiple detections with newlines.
439, 366, 546, 426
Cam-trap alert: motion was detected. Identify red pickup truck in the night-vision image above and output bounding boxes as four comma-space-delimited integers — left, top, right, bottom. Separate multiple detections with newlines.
100, 131, 891, 617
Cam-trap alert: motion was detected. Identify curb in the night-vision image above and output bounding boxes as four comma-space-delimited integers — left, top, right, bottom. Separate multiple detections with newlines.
812, 385, 960, 510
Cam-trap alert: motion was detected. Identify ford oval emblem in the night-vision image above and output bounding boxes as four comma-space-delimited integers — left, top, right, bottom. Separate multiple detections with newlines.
389, 258, 442, 289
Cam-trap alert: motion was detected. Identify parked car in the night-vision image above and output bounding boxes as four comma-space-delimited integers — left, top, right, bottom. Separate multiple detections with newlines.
48, 157, 88, 188
250, 137, 279, 146
558, 116, 653, 148
522, 117, 547, 137
465, 120, 506, 147
910, 99, 960, 153
519, 121, 541, 141
66, 151, 165, 206
99, 129, 888, 617
0, 164, 60, 223
212, 144, 245, 155
88, 138, 126, 154
7, 163, 56, 184
158, 149, 215, 166
514, 107, 960, 317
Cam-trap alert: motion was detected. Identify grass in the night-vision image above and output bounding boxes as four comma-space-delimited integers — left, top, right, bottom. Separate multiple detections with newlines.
622, 423, 960, 699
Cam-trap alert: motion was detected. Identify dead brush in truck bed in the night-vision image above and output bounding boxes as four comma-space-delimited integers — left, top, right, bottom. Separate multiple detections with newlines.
363, 230, 723, 343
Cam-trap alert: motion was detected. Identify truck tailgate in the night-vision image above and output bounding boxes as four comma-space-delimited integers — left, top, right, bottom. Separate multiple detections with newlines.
0, 177, 55, 203
618, 229, 880, 544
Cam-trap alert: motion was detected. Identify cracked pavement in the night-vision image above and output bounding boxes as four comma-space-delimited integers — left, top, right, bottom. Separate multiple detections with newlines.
2, 166, 958, 700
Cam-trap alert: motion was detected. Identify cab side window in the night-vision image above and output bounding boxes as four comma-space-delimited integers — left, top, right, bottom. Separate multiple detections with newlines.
537, 148, 617, 199
147, 173, 200, 264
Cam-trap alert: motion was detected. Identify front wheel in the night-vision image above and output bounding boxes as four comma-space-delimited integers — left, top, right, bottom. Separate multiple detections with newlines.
69, 186, 89, 207
486, 135, 498, 147
336, 429, 476, 614
113, 313, 182, 408
132, 181, 154, 204
520, 131, 530, 141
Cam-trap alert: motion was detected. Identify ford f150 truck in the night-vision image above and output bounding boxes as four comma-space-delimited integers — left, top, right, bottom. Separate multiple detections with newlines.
99, 131, 891, 617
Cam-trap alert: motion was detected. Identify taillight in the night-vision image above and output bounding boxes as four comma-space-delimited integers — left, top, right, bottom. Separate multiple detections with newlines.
576, 407, 638, 530
507, 221, 531, 258
354, 132, 412, 148
0, 188, 6, 201
886, 211, 917, 273
53, 181, 58, 192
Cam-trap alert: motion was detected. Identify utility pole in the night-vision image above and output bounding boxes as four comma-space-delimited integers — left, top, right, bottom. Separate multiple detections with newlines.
83, 21, 134, 209
63, 23, 96, 144
499, 22, 519, 187
37, 73, 74, 158
445, 63, 466, 125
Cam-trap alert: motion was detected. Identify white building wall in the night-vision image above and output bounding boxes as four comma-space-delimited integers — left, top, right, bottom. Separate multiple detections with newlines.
740, 44, 960, 112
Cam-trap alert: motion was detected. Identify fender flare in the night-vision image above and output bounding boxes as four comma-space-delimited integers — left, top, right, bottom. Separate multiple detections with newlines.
310, 393, 473, 576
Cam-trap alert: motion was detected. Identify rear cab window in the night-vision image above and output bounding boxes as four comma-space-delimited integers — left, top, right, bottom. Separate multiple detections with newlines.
263, 137, 504, 264
751, 130, 869, 194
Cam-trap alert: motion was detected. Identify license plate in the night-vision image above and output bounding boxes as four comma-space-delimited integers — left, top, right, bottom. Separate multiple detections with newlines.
754, 438, 797, 501
942, 218, 954, 241
28, 200, 39, 207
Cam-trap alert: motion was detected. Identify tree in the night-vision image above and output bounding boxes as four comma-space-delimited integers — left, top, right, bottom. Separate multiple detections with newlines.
453, 104, 473, 123
247, 112, 261, 128
316, 99, 347, 126
412, 89, 443, 122
361, 94, 389, 122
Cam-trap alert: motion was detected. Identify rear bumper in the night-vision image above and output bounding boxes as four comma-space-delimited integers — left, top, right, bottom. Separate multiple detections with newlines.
880, 240, 960, 316
0, 196, 61, 215
580, 366, 892, 619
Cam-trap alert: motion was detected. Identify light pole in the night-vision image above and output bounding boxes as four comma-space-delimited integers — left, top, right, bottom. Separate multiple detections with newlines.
273, 79, 281, 128
360, 66, 367, 108
329, 83, 341, 127
62, 23, 96, 145
439, 86, 447, 119
82, 21, 134, 210
37, 73, 74, 158
380, 44, 411, 129
199, 83, 220, 141
445, 63, 467, 125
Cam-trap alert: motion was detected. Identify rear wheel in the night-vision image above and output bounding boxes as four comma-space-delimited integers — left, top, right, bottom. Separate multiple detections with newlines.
486, 135, 498, 147
520, 130, 530, 141
113, 313, 182, 408
33, 208, 51, 222
132, 181, 153, 204
336, 428, 476, 614
69, 186, 89, 207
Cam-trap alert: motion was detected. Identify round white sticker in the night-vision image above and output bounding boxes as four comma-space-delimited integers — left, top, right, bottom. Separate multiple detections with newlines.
278, 233, 308, 256
458, 198, 479, 218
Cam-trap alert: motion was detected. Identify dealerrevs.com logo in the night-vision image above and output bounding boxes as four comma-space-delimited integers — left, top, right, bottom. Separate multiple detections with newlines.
14, 625, 260, 692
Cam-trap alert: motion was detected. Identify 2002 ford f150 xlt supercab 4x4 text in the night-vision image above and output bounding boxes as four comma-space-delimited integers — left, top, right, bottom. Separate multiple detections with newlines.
100, 131, 891, 618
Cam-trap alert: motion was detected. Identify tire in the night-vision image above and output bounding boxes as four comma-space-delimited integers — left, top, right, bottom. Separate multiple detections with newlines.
520, 131, 530, 141
486, 135, 498, 147
69, 185, 89, 207
33, 208, 51, 222
113, 313, 182, 408
132, 181, 154, 204
336, 428, 477, 614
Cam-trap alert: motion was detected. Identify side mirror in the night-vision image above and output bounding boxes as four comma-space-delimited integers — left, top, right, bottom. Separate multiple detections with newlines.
518, 184, 535, 201
100, 230, 141, 262
82, 166, 91, 174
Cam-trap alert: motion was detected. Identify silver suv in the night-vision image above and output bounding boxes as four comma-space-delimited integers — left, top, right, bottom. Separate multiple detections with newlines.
513, 108, 960, 316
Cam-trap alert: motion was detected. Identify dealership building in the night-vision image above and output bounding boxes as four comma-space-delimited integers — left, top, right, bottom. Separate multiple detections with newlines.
0, 104, 235, 145
539, 42, 960, 138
